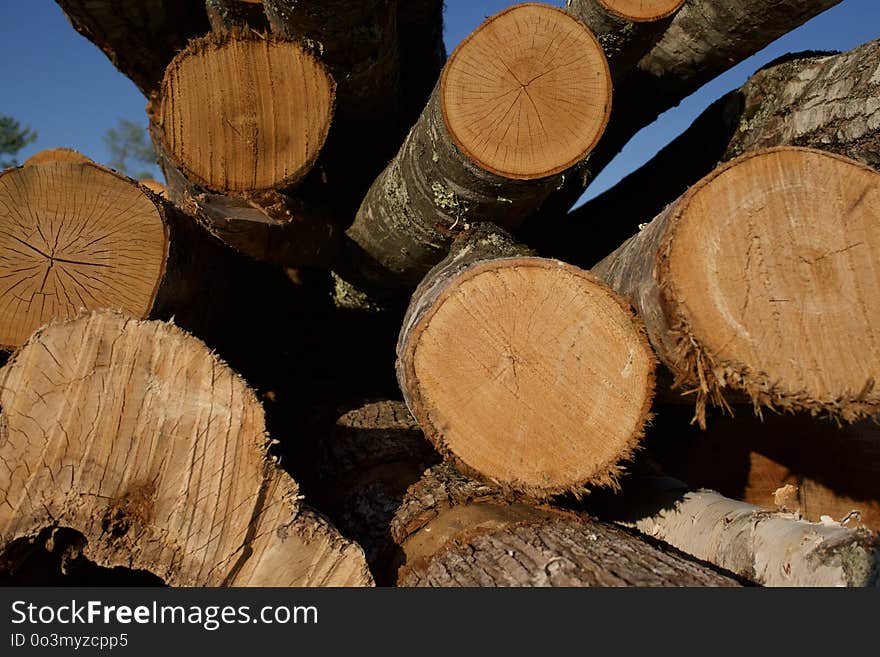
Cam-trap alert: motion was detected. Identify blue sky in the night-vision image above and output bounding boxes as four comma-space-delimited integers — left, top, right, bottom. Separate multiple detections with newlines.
1, 1, 878, 205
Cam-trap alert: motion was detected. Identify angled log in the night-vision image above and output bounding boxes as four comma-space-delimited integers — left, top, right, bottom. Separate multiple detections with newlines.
151, 30, 339, 267
393, 464, 739, 587
0, 311, 372, 586
554, 40, 880, 268
55, 0, 210, 96
592, 476, 878, 587
343, 3, 612, 289
526, 0, 843, 223
396, 225, 655, 496
648, 408, 880, 533
592, 147, 880, 426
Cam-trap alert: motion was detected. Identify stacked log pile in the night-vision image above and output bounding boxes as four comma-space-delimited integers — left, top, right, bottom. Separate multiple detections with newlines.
0, 0, 877, 587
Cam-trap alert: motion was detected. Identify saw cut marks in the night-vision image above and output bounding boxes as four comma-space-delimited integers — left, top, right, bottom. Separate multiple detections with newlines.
158, 31, 335, 193
668, 148, 880, 411
597, 0, 685, 21
0, 162, 168, 349
441, 3, 611, 179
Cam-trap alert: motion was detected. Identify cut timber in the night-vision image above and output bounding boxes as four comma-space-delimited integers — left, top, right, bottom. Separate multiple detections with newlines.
55, 0, 211, 95
524, 0, 842, 224
308, 400, 441, 582
397, 226, 655, 496
593, 477, 878, 587
156, 31, 334, 195
393, 464, 738, 587
343, 3, 612, 289
568, 0, 684, 78
23, 147, 91, 166
648, 409, 880, 532
562, 39, 880, 268
139, 180, 168, 198
0, 312, 372, 586
592, 148, 880, 426
206, 0, 268, 31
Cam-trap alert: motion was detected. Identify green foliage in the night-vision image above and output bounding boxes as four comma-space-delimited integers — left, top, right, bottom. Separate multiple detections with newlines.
0, 115, 37, 168
104, 118, 158, 180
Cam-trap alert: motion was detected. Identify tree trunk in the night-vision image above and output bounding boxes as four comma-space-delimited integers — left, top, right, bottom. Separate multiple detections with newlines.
393, 464, 739, 587
205, 0, 268, 31
150, 30, 339, 267
55, 0, 210, 96
396, 224, 655, 497
554, 40, 880, 268
0, 311, 372, 586
524, 0, 843, 224
591, 476, 878, 587
591, 147, 880, 426
647, 407, 880, 533
341, 3, 612, 290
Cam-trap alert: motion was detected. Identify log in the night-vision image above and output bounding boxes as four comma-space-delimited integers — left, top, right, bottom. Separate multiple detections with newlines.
647, 408, 880, 532
557, 40, 880, 268
393, 464, 739, 587
591, 476, 879, 587
0, 311, 372, 586
592, 147, 880, 426
205, 0, 268, 31
151, 30, 338, 267
307, 400, 441, 583
55, 0, 210, 96
525, 0, 843, 224
396, 225, 655, 496
342, 3, 612, 289
23, 147, 91, 166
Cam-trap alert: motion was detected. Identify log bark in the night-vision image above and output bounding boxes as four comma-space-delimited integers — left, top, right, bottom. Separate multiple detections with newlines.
591, 147, 880, 426
647, 407, 880, 533
306, 400, 441, 583
341, 3, 612, 290
393, 464, 739, 587
396, 224, 656, 497
150, 30, 339, 267
555, 40, 880, 268
205, 0, 268, 31
591, 476, 879, 587
55, 0, 210, 96
0, 311, 372, 586
525, 0, 844, 225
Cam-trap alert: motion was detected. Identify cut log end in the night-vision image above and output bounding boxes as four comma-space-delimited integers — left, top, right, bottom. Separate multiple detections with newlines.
440, 3, 611, 180
157, 31, 335, 194
661, 147, 880, 420
400, 258, 655, 496
597, 0, 685, 22
23, 148, 92, 166
0, 163, 168, 349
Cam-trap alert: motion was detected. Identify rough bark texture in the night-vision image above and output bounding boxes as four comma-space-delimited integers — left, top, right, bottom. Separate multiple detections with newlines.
593, 477, 879, 587
55, 0, 210, 95
557, 40, 880, 268
341, 4, 612, 290
591, 147, 880, 426
647, 407, 880, 533
524, 0, 843, 226
206, 0, 268, 31
307, 400, 441, 583
396, 224, 655, 496
393, 464, 738, 587
0, 311, 372, 587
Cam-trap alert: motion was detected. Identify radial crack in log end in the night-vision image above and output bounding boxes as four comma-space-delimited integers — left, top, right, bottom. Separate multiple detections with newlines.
397, 226, 656, 497
156, 30, 335, 195
0, 311, 371, 587
593, 147, 880, 425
